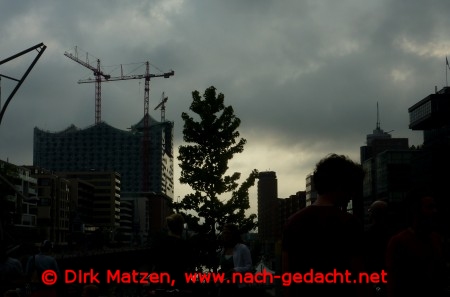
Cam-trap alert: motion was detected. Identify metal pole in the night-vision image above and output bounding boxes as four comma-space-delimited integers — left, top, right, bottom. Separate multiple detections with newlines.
0, 43, 46, 242
0, 43, 47, 125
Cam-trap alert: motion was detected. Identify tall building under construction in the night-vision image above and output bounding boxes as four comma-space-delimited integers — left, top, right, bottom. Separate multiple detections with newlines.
33, 115, 174, 199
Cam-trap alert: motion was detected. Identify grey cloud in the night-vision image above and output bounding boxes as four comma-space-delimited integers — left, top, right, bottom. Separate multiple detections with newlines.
0, 0, 447, 197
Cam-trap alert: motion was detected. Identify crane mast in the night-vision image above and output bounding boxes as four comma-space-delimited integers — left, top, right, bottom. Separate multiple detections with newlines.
142, 62, 151, 193
154, 92, 168, 122
64, 47, 111, 124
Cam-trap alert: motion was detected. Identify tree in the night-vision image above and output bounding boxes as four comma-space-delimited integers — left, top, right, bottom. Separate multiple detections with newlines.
174, 86, 258, 237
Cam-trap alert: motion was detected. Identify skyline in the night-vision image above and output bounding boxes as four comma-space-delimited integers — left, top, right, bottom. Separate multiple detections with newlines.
1, 1, 448, 215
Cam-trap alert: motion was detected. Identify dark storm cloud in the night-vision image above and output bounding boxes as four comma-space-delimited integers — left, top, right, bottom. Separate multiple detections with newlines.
0, 0, 448, 198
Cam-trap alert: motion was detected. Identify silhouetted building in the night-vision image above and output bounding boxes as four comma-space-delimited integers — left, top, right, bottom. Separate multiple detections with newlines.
279, 191, 306, 229
363, 150, 418, 230
408, 86, 450, 240
68, 178, 95, 232
257, 171, 278, 242
58, 171, 121, 241
305, 173, 317, 206
26, 166, 71, 245
360, 106, 409, 228
148, 193, 172, 234
120, 193, 149, 244
33, 115, 174, 198
0, 160, 39, 243
67, 178, 95, 246
257, 171, 306, 273
408, 86, 450, 131
257, 171, 279, 266
118, 197, 134, 243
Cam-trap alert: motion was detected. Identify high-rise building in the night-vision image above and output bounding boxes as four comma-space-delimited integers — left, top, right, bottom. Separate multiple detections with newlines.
257, 171, 306, 272
33, 115, 174, 198
25, 166, 71, 245
257, 171, 278, 242
67, 178, 95, 232
278, 191, 306, 230
360, 106, 409, 227
58, 171, 121, 233
365, 150, 418, 230
51, 170, 128, 245
360, 107, 409, 164
305, 173, 317, 206
408, 86, 450, 240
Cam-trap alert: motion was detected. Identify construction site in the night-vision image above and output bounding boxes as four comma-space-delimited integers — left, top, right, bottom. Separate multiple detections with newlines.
1, 44, 176, 247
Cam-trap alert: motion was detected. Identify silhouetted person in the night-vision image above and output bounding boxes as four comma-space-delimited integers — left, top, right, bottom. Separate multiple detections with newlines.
3, 290, 20, 297
364, 200, 390, 296
26, 240, 60, 297
0, 241, 23, 296
81, 284, 100, 297
152, 213, 194, 291
386, 189, 447, 297
282, 153, 367, 297
66, 284, 80, 297
217, 223, 252, 297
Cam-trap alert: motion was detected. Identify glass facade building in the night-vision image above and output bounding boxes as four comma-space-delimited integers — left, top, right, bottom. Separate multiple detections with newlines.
33, 115, 174, 199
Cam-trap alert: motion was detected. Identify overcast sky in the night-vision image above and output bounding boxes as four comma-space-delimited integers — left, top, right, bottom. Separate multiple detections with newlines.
1, 0, 448, 215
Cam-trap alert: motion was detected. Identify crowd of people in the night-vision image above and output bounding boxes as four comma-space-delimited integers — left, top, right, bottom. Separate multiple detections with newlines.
0, 216, 254, 297
1, 153, 449, 297
282, 153, 448, 297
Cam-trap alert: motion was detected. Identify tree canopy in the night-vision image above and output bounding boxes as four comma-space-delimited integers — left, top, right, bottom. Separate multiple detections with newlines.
174, 86, 258, 236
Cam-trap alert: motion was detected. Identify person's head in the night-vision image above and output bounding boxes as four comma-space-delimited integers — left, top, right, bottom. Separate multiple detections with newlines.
313, 154, 365, 208
407, 187, 438, 232
166, 213, 185, 236
368, 200, 388, 225
40, 240, 53, 253
3, 290, 20, 297
66, 284, 80, 297
221, 223, 242, 247
0, 240, 7, 262
82, 284, 99, 297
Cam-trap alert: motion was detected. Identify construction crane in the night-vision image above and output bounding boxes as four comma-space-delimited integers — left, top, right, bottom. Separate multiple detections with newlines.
64, 47, 111, 124
78, 62, 173, 124
78, 61, 174, 193
154, 92, 168, 122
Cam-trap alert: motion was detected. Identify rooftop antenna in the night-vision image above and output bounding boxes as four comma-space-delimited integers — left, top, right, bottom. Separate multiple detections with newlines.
446, 56, 449, 87
376, 102, 380, 130
376, 102, 394, 134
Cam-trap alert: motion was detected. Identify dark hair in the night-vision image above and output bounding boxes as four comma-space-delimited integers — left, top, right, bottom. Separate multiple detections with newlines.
368, 200, 388, 224
405, 186, 436, 219
166, 213, 185, 235
313, 154, 364, 195
0, 240, 7, 262
3, 290, 20, 297
83, 284, 100, 297
40, 240, 52, 253
223, 223, 242, 244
